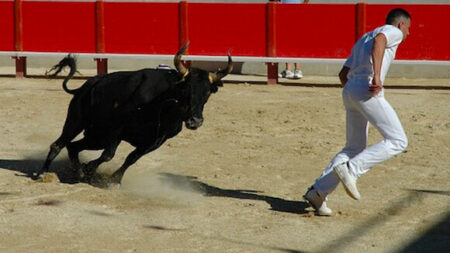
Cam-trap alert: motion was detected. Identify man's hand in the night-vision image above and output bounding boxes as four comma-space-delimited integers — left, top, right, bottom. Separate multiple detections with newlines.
369, 76, 383, 96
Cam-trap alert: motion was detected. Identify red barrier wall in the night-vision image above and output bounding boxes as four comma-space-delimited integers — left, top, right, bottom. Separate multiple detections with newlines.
275, 4, 355, 58
104, 2, 179, 54
1, 1, 449, 61
22, 1, 96, 53
365, 4, 450, 60
0, 1, 15, 51
186, 3, 267, 56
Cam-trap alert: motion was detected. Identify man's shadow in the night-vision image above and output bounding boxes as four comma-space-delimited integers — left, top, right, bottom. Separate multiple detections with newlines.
159, 172, 310, 215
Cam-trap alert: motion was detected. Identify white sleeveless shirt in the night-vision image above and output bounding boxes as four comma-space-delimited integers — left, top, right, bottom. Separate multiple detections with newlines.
345, 24, 404, 84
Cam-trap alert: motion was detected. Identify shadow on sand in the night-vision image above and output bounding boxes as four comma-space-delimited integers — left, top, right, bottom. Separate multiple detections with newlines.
159, 172, 310, 215
396, 210, 450, 253
314, 189, 450, 253
1, 160, 448, 252
0, 157, 111, 187
0, 159, 310, 215
0, 158, 79, 182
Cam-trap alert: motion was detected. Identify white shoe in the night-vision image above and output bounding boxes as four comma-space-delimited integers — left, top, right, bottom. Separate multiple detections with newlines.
303, 186, 332, 216
294, 69, 303, 79
333, 162, 361, 200
279, 70, 295, 79
285, 70, 294, 79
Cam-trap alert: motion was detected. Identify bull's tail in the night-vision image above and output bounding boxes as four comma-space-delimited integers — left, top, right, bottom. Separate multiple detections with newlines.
46, 54, 80, 95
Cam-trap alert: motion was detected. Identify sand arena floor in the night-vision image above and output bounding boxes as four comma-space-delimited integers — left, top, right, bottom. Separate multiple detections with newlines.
0, 74, 449, 253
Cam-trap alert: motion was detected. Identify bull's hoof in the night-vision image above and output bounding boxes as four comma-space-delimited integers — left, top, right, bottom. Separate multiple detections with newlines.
106, 182, 121, 190
36, 173, 60, 183
31, 168, 48, 180
109, 172, 123, 185
78, 163, 99, 183
80, 163, 96, 177
79, 174, 91, 184
31, 172, 43, 180
81, 172, 112, 188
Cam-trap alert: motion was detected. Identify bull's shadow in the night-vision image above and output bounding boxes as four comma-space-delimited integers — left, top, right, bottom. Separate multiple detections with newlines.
159, 173, 310, 215
0, 159, 311, 214
0, 157, 81, 184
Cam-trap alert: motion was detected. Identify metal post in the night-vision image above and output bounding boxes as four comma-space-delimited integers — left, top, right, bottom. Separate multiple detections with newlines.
14, 56, 26, 78
14, 0, 25, 78
96, 58, 107, 74
95, 0, 107, 74
179, 0, 189, 50
355, 2, 367, 41
179, 0, 191, 68
266, 1, 278, 85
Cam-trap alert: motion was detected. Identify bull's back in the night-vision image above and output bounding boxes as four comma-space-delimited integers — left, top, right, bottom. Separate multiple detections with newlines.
93, 69, 177, 103
87, 69, 177, 125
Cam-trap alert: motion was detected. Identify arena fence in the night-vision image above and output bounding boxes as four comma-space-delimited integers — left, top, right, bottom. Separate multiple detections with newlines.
0, 0, 449, 84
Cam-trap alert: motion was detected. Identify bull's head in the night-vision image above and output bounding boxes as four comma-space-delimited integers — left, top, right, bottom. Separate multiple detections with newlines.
174, 43, 233, 130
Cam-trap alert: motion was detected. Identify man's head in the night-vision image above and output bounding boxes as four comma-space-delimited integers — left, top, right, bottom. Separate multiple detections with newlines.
386, 8, 411, 41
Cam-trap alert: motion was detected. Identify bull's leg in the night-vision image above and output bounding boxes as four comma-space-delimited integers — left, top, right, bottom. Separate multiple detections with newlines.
40, 141, 63, 173
110, 148, 147, 185
110, 137, 169, 185
81, 140, 121, 180
37, 123, 83, 178
109, 146, 157, 185
66, 139, 86, 170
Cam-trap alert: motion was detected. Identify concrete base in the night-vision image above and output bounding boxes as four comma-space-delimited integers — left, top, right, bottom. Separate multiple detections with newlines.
192, 60, 450, 79
1, 55, 449, 79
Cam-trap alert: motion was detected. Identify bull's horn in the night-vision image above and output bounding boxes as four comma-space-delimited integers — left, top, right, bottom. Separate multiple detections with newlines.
210, 52, 233, 83
174, 42, 190, 77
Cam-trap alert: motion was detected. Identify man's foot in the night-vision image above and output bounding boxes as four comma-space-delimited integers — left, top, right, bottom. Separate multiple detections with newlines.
294, 69, 303, 79
303, 186, 332, 216
333, 162, 361, 200
279, 70, 295, 79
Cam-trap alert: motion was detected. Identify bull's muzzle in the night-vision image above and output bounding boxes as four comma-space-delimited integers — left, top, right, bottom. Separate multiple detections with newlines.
185, 116, 203, 130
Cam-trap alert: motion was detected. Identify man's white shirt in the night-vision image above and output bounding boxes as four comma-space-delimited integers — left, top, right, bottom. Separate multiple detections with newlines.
345, 25, 404, 84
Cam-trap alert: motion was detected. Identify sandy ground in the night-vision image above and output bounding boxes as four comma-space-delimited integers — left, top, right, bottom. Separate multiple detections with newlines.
0, 74, 449, 253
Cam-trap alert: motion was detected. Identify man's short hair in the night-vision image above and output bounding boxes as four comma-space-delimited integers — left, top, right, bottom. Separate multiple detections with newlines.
386, 8, 411, 25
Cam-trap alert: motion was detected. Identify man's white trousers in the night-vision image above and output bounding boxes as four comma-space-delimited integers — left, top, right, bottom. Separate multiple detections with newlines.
314, 79, 408, 199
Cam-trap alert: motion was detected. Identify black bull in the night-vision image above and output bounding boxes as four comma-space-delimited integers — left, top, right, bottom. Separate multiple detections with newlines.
37, 45, 232, 184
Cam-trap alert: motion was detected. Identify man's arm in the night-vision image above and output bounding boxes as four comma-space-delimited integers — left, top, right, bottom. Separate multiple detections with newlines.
370, 33, 387, 96
338, 66, 350, 87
